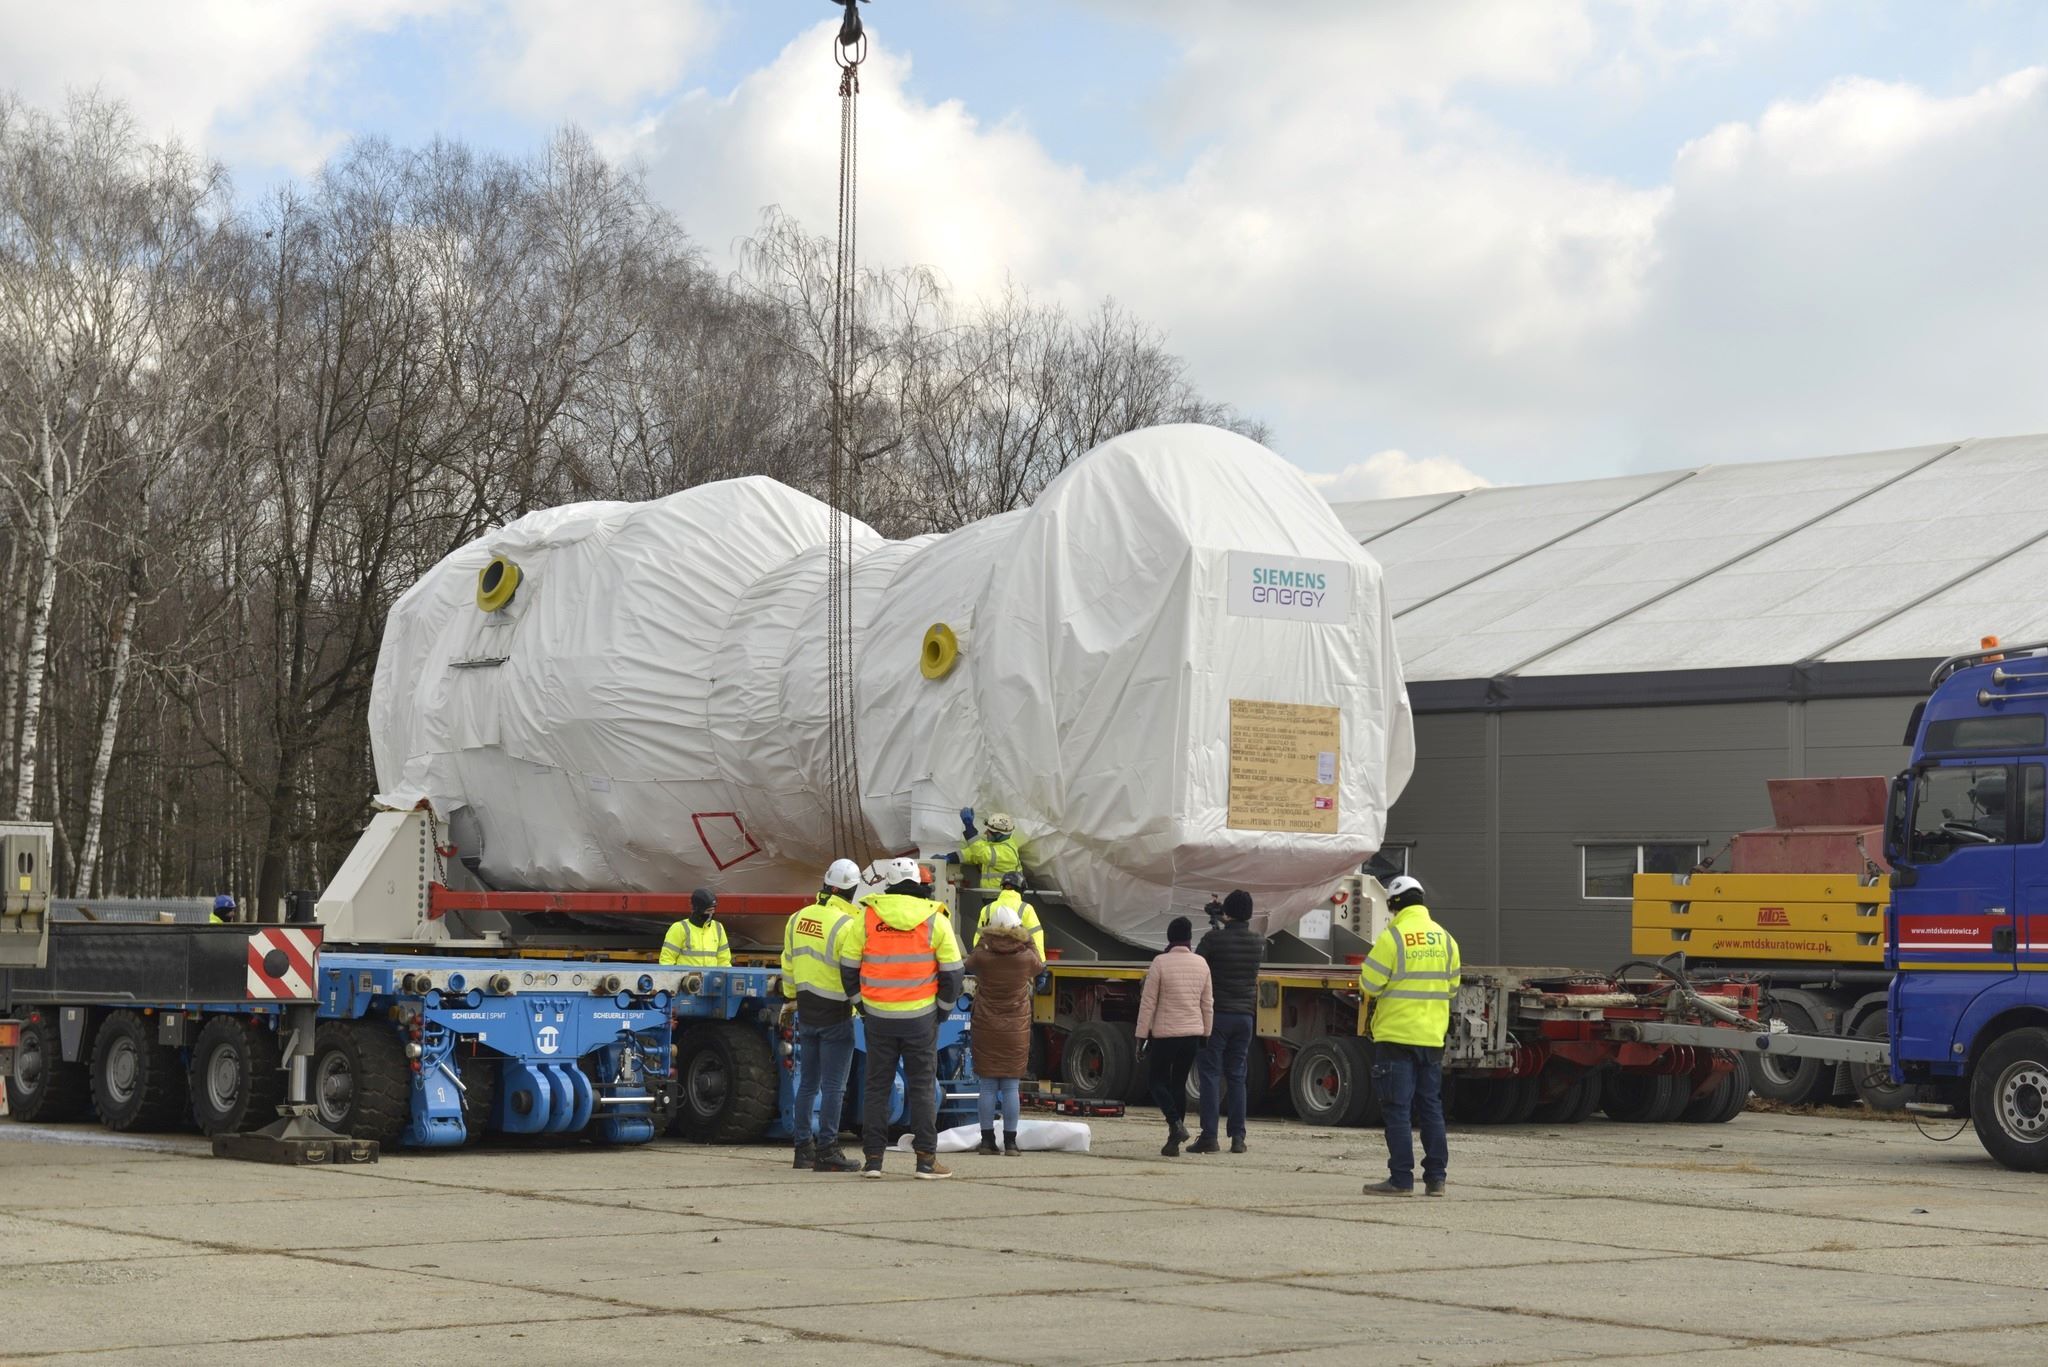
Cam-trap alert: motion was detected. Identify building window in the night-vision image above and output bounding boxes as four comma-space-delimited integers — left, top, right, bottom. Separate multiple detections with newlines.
1582, 842, 1701, 900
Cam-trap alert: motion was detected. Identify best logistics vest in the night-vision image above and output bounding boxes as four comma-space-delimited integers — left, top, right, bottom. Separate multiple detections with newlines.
1358, 904, 1462, 1048
660, 917, 731, 967
856, 894, 956, 1020
782, 894, 857, 1001
959, 834, 1023, 890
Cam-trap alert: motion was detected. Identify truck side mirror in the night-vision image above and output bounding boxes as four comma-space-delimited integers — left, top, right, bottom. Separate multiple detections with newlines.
1884, 771, 1910, 867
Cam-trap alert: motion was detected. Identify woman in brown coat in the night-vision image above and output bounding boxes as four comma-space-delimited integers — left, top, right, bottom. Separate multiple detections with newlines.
966, 905, 1045, 1155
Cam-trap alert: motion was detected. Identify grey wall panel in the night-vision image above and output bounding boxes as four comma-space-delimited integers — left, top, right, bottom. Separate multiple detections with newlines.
1804, 696, 1917, 750
1501, 702, 1786, 756
1498, 908, 1631, 969
1414, 710, 1489, 759
1498, 750, 1778, 836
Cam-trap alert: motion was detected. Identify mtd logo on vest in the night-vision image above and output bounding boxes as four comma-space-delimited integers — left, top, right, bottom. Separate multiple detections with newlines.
1226, 552, 1352, 625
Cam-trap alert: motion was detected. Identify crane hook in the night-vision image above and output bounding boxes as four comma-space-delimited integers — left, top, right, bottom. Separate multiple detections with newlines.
833, 0, 869, 66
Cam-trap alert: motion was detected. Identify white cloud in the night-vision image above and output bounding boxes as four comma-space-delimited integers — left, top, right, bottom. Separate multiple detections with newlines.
1303, 450, 1493, 503
0, 0, 455, 169
470, 0, 715, 119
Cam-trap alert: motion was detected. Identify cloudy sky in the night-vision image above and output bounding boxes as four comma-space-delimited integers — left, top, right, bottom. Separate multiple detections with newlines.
7, 0, 2048, 499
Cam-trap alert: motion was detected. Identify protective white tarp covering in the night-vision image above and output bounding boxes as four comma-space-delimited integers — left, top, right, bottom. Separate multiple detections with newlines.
373, 424, 1415, 945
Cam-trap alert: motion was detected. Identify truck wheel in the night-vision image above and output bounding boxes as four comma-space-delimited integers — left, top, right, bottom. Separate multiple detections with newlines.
311, 1021, 410, 1146
1682, 1061, 1748, 1124
1849, 1011, 1908, 1113
1290, 1037, 1374, 1128
1497, 1075, 1540, 1125
1530, 1069, 1601, 1125
188, 1016, 284, 1136
672, 1022, 777, 1144
1748, 996, 1833, 1105
92, 1011, 190, 1132
1062, 1021, 1135, 1102
5, 1014, 92, 1123
1970, 1027, 2048, 1172
1602, 1072, 1679, 1123
459, 1053, 499, 1141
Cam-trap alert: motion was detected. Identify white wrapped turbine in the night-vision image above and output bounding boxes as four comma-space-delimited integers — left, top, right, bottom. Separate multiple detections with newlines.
371, 424, 1415, 946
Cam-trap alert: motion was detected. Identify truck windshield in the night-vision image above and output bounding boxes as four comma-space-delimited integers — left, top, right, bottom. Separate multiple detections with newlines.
1908, 765, 2011, 862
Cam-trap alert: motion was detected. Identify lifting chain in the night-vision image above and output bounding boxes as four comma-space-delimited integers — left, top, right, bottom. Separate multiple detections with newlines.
825, 1, 871, 864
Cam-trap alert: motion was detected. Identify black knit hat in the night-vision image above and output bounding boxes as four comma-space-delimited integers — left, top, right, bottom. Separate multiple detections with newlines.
1167, 916, 1193, 944
691, 887, 716, 914
1223, 889, 1253, 921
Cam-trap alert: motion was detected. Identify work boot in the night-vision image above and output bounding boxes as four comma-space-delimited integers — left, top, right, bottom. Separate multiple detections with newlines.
1230, 1137, 1248, 1154
1361, 1180, 1414, 1197
1425, 1180, 1447, 1197
793, 1139, 816, 1170
1170, 1120, 1189, 1145
1161, 1133, 1181, 1158
861, 1153, 885, 1179
1187, 1134, 1220, 1154
812, 1145, 858, 1173
1003, 1131, 1022, 1156
914, 1152, 952, 1180
977, 1130, 999, 1156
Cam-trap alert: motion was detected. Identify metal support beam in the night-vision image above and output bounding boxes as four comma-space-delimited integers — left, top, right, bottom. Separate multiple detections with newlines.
1612, 1020, 1890, 1065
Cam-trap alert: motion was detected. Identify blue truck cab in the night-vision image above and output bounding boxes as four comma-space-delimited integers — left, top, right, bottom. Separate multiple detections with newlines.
1886, 638, 2048, 1169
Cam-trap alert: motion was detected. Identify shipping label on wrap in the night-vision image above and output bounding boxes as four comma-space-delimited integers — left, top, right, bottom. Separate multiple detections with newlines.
1227, 699, 1341, 834
1226, 552, 1351, 624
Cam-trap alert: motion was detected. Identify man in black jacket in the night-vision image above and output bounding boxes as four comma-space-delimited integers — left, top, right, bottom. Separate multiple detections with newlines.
1191, 889, 1262, 1154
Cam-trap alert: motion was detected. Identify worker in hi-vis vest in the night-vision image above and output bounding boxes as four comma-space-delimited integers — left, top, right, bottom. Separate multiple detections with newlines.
954, 808, 1024, 889
839, 856, 964, 1180
1357, 875, 1461, 1199
208, 894, 238, 924
978, 871, 1044, 958
782, 859, 863, 1174
660, 887, 731, 966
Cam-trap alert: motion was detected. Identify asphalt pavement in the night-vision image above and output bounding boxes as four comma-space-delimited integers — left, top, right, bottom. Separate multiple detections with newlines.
2, 1105, 2043, 1365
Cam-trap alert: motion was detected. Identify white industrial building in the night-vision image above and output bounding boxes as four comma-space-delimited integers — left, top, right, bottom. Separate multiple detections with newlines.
1330, 433, 2048, 967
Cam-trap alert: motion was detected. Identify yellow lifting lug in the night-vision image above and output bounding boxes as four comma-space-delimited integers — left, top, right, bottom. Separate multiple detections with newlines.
476, 556, 521, 613
920, 622, 959, 679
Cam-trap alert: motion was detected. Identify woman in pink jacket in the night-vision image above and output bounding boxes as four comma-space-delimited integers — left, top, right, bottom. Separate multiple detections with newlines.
1136, 916, 1214, 1156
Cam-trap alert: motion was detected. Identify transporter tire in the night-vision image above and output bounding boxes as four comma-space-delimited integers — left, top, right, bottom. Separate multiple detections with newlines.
1530, 1069, 1602, 1126
188, 1015, 285, 1136
1062, 1021, 1136, 1103
5, 1014, 93, 1123
1681, 1062, 1748, 1125
311, 1021, 410, 1146
459, 1052, 499, 1141
1748, 995, 1833, 1105
1970, 1027, 2048, 1172
671, 1022, 778, 1144
1602, 1072, 1680, 1123
1289, 1037, 1375, 1128
92, 1011, 190, 1132
1849, 1011, 1908, 1113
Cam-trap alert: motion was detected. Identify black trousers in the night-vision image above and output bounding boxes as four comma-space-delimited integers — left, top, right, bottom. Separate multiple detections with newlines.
1146, 1035, 1202, 1129
863, 1017, 939, 1157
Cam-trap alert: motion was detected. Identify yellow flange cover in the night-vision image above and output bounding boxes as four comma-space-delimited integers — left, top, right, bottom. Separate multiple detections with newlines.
477, 556, 521, 612
920, 623, 959, 679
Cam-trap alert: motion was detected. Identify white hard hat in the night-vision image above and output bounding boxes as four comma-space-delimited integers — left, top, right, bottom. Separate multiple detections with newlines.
988, 905, 1023, 931
824, 858, 862, 890
1384, 874, 1424, 901
877, 856, 923, 886
985, 812, 1016, 835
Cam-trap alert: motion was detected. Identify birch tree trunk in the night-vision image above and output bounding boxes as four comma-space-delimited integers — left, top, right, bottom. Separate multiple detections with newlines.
13, 418, 63, 820
74, 574, 138, 896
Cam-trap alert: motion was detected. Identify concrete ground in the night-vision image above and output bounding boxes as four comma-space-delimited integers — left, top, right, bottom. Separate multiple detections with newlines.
1, 1106, 2043, 1366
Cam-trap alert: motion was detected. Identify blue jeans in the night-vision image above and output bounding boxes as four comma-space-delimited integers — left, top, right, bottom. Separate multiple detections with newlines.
977, 1076, 1021, 1132
793, 1017, 855, 1146
1197, 1011, 1256, 1141
1372, 1042, 1448, 1188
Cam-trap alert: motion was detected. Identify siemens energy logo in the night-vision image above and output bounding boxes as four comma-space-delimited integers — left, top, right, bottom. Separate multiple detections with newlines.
1226, 552, 1352, 624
